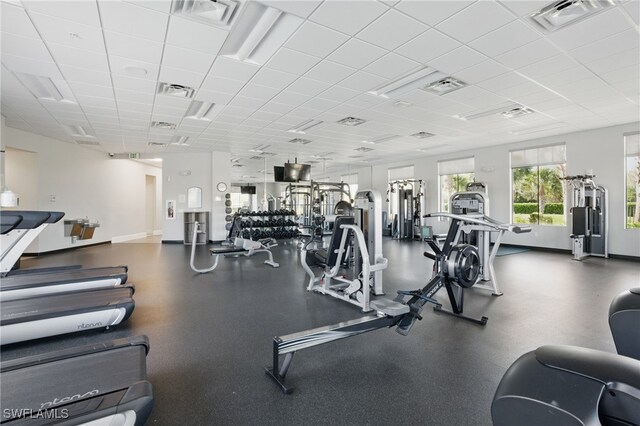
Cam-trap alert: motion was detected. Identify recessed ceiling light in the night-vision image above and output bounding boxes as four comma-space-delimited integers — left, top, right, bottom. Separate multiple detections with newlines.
76, 140, 100, 146
411, 132, 435, 139
530, 0, 616, 32
355, 147, 374, 152
393, 100, 413, 108
170, 135, 190, 146
148, 141, 168, 147
157, 82, 195, 98
361, 135, 399, 144
369, 67, 446, 98
337, 117, 367, 126
416, 144, 448, 152
456, 103, 535, 120
15, 72, 75, 103
288, 119, 323, 134
420, 77, 467, 95
184, 100, 224, 121
124, 66, 148, 76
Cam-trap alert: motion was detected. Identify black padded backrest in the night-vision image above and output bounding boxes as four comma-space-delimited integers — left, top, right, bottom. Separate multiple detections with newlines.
326, 216, 355, 267
1, 215, 22, 234
45, 212, 65, 223
1, 211, 50, 229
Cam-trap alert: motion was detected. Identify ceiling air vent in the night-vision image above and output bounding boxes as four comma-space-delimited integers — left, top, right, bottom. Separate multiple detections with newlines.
172, 0, 239, 27
157, 82, 195, 98
420, 77, 467, 95
170, 136, 190, 146
411, 132, 435, 139
289, 138, 312, 145
501, 106, 535, 119
530, 0, 615, 32
148, 141, 168, 147
151, 121, 177, 130
337, 117, 367, 127
354, 147, 374, 152
76, 140, 100, 146
232, 164, 244, 168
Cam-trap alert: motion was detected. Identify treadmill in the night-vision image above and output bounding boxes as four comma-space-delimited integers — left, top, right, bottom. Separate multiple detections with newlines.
0, 211, 129, 299
1, 285, 135, 345
1, 335, 153, 425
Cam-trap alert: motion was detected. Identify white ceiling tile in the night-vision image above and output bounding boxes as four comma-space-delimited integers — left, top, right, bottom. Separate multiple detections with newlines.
436, 1, 515, 43
0, 33, 52, 62
109, 55, 160, 81
98, 0, 169, 42
103, 31, 164, 64
266, 48, 321, 75
317, 85, 361, 103
237, 84, 281, 101
356, 9, 427, 51
270, 90, 310, 107
158, 65, 205, 88
258, 0, 323, 19
200, 75, 246, 94
469, 20, 540, 58
326, 38, 387, 69
24, 1, 101, 27
498, 1, 546, 17
309, 1, 388, 36
428, 46, 487, 75
48, 43, 109, 72
117, 99, 153, 113
304, 60, 356, 85
3, 54, 63, 78
396, 0, 475, 26
111, 75, 156, 93
518, 54, 578, 80
394, 29, 461, 64
1, 3, 41, 39
286, 77, 331, 97
76, 95, 117, 109
569, 28, 639, 64
259, 102, 295, 115
162, 44, 215, 74
363, 53, 420, 79
250, 67, 298, 90
284, 21, 349, 58
29, 11, 106, 53
547, 8, 632, 51
584, 48, 640, 75
452, 59, 510, 84
195, 89, 235, 105
123, 0, 172, 14
229, 95, 268, 110
622, 0, 640, 25
210, 57, 260, 82
495, 38, 561, 69
301, 97, 341, 112
338, 71, 388, 93
114, 88, 155, 104
166, 15, 228, 54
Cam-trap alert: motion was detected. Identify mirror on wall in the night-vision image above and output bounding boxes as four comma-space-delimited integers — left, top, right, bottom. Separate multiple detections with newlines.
187, 186, 202, 209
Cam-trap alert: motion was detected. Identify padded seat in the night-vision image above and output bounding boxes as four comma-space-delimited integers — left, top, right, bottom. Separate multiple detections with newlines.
310, 216, 354, 268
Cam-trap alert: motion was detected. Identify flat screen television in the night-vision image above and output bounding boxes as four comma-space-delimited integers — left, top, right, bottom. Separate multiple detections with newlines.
284, 163, 311, 182
274, 166, 286, 182
240, 185, 256, 194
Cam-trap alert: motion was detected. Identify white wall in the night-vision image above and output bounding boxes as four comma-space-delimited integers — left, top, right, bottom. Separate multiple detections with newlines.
338, 122, 640, 257
2, 123, 163, 252
5, 147, 38, 209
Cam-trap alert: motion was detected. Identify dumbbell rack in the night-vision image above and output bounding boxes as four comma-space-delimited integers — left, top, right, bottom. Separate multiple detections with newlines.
237, 211, 300, 240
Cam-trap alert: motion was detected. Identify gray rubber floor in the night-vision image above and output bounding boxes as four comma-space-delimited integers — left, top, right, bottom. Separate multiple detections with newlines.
3, 239, 639, 425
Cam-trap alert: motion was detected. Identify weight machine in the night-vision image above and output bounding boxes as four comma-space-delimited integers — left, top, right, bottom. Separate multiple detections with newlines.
387, 179, 424, 239
561, 174, 608, 260
267, 212, 530, 393
302, 190, 386, 312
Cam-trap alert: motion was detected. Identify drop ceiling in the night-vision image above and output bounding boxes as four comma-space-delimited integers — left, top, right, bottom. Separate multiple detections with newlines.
1, 0, 638, 183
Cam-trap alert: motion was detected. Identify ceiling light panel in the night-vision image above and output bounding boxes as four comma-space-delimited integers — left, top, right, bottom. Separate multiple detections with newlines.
354, 147, 374, 152
530, 0, 616, 32
456, 103, 536, 120
14, 73, 76, 104
287, 119, 323, 134
63, 124, 95, 138
289, 138, 312, 144
219, 2, 303, 65
170, 135, 190, 146
368, 66, 447, 99
184, 101, 225, 121
361, 134, 399, 144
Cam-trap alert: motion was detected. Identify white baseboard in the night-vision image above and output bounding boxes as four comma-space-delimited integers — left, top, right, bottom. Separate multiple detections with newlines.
153, 229, 163, 236
112, 232, 147, 243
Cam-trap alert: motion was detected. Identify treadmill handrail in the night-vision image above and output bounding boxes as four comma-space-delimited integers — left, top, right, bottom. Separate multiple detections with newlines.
0, 335, 150, 372
0, 211, 52, 229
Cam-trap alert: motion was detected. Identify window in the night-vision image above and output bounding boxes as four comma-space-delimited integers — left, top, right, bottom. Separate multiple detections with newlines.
625, 132, 640, 229
388, 166, 414, 217
510, 144, 566, 226
438, 157, 475, 212
340, 173, 358, 201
